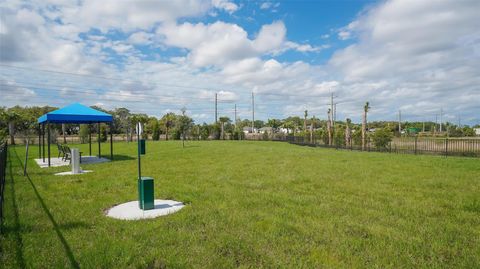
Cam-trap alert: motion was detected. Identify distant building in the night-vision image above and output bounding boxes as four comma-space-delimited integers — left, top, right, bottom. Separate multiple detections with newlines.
243, 127, 257, 134
474, 128, 480, 136
277, 127, 292, 134
258, 127, 273, 134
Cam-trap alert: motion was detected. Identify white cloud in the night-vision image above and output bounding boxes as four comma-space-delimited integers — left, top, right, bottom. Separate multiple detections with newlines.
337, 31, 351, 40
260, 2, 272, 10
328, 0, 480, 121
158, 20, 322, 67
212, 0, 239, 14
253, 21, 286, 52
2, 0, 479, 125
259, 2, 280, 11
128, 32, 153, 45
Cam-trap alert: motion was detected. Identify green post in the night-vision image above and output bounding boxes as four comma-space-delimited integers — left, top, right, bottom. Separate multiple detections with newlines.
137, 123, 154, 210
138, 177, 154, 210
139, 139, 146, 155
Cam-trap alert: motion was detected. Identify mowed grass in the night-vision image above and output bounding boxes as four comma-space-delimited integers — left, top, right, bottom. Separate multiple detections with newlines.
1, 141, 479, 268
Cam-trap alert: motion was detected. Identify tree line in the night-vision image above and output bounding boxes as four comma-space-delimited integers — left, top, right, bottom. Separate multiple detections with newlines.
0, 104, 478, 146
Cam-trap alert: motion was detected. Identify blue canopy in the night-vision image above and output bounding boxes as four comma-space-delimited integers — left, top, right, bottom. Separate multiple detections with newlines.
38, 103, 113, 124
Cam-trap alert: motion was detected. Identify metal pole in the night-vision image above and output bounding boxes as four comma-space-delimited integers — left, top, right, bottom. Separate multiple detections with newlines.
445, 138, 448, 157
38, 124, 41, 159
398, 110, 401, 135
252, 92, 255, 134
440, 108, 443, 133
47, 122, 51, 167
42, 123, 45, 162
414, 136, 418, 155
215, 93, 218, 124
97, 122, 101, 158
24, 139, 29, 176
110, 122, 113, 160
137, 122, 141, 180
89, 124, 92, 156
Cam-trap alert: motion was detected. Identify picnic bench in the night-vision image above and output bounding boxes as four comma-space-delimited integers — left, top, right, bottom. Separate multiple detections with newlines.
57, 144, 82, 163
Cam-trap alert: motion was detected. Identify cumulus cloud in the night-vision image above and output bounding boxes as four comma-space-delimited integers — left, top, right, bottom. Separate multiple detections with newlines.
212, 0, 239, 14
328, 0, 480, 121
158, 20, 322, 67
1, 0, 479, 124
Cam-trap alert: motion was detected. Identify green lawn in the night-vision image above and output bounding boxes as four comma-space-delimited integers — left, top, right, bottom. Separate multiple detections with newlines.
1, 141, 479, 268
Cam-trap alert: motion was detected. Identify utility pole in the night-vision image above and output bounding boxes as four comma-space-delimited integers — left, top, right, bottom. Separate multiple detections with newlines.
251, 92, 255, 134
333, 104, 337, 125
215, 93, 218, 124
398, 110, 402, 135
234, 104, 237, 129
440, 108, 443, 132
330, 92, 334, 128
422, 121, 425, 132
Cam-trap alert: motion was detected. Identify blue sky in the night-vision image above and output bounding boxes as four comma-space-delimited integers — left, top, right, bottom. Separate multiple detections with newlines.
1, 0, 479, 125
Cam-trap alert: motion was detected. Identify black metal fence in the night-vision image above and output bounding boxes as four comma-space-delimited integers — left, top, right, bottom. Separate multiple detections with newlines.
0, 142, 7, 230
266, 135, 480, 158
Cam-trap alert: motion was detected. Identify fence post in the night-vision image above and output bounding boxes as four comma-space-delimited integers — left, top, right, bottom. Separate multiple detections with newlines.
414, 136, 418, 155
445, 138, 448, 157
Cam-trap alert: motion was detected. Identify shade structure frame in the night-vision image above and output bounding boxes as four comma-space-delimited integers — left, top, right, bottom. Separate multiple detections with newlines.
37, 103, 114, 167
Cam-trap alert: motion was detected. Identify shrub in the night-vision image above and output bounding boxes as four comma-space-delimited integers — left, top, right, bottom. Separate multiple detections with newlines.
100, 125, 108, 142
79, 125, 90, 144
152, 122, 160, 141
371, 128, 393, 150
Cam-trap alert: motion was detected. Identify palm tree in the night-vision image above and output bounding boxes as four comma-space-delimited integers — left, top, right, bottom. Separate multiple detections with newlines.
327, 109, 332, 145
303, 110, 308, 132
219, 116, 230, 140
362, 102, 370, 150
5, 111, 20, 145
161, 113, 176, 141
309, 116, 316, 143
345, 118, 352, 147
62, 124, 67, 144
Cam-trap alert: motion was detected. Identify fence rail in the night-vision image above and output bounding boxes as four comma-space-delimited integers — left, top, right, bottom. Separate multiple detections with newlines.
0, 142, 7, 231
267, 135, 480, 158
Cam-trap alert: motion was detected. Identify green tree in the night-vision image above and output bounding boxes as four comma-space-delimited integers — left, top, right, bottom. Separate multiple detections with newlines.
5, 109, 21, 145
113, 108, 131, 141
79, 124, 90, 144
152, 121, 160, 141
160, 113, 176, 141
219, 116, 231, 140
177, 108, 193, 147
371, 128, 393, 150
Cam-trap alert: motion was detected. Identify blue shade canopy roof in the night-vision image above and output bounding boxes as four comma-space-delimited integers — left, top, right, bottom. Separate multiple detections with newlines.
38, 103, 113, 124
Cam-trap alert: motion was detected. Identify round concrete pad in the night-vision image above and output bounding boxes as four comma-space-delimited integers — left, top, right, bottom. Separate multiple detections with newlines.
55, 170, 92, 176
106, 200, 184, 220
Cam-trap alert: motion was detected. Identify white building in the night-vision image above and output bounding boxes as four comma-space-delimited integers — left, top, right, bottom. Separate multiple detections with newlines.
474, 128, 480, 136
242, 127, 257, 134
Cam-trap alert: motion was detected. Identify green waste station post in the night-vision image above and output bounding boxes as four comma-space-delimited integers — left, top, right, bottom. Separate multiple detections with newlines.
137, 122, 154, 210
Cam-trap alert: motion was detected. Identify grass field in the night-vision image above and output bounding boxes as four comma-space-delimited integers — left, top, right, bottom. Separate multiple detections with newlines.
1, 141, 479, 268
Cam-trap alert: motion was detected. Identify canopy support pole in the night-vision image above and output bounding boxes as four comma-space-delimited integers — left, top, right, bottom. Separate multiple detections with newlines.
47, 122, 51, 167
110, 122, 113, 160
97, 122, 101, 158
89, 124, 91, 156
38, 124, 41, 159
42, 123, 45, 162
